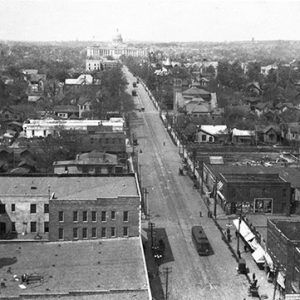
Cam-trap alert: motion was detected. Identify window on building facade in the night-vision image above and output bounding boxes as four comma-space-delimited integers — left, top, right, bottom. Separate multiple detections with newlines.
73, 228, 78, 239
82, 228, 87, 239
123, 211, 129, 222
123, 227, 128, 237
44, 204, 49, 213
44, 222, 49, 233
92, 227, 97, 238
111, 227, 116, 237
0, 204, 5, 214
58, 211, 64, 222
58, 228, 64, 240
111, 211, 116, 220
101, 227, 106, 238
11, 204, 15, 212
101, 211, 107, 222
202, 134, 207, 141
11, 222, 16, 232
83, 211, 88, 222
91, 211, 97, 222
30, 204, 36, 213
73, 211, 78, 222
30, 222, 37, 233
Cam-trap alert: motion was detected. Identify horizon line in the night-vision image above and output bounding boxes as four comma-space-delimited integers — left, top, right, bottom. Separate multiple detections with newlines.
1, 38, 300, 44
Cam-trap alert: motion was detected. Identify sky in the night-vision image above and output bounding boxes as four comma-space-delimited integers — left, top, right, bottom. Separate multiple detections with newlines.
0, 0, 299, 42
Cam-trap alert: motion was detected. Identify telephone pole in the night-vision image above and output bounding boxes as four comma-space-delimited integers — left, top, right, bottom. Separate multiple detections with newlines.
163, 267, 172, 300
149, 222, 155, 248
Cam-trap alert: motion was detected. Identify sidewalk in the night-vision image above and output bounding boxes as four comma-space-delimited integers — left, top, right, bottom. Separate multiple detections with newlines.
202, 188, 276, 300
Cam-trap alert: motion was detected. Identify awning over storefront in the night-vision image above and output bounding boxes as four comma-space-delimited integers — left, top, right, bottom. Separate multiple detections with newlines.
252, 246, 265, 264
248, 237, 261, 251
264, 252, 274, 271
277, 271, 285, 289
233, 219, 256, 242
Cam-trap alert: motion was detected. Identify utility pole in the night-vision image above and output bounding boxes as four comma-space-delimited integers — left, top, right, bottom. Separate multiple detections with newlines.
237, 205, 243, 258
272, 267, 278, 300
149, 222, 155, 248
213, 179, 217, 218
163, 267, 172, 300
144, 187, 149, 217
201, 160, 204, 195
138, 164, 142, 188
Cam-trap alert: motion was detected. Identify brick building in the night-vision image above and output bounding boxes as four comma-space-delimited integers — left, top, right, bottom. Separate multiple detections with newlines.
49, 195, 139, 241
217, 173, 290, 215
267, 219, 300, 294
0, 174, 140, 241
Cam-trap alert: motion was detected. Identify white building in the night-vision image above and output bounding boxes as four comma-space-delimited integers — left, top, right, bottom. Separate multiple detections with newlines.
195, 125, 228, 143
86, 31, 148, 72
23, 118, 125, 138
65, 74, 94, 85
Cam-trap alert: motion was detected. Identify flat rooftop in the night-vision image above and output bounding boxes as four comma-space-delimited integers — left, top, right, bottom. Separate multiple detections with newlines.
220, 173, 284, 183
270, 219, 300, 241
0, 175, 139, 200
0, 238, 150, 299
207, 165, 300, 187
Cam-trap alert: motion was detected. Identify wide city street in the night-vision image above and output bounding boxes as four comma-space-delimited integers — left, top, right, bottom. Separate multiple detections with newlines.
124, 67, 252, 300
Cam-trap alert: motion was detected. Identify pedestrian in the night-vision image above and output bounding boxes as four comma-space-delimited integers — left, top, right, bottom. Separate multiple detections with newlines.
227, 229, 231, 243
253, 279, 258, 288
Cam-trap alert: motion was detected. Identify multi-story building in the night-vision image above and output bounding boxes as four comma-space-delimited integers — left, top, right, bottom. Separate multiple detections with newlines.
267, 219, 300, 294
86, 32, 148, 72
0, 174, 141, 241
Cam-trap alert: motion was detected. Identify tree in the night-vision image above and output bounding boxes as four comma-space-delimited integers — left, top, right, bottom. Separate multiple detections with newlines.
230, 61, 245, 90
246, 62, 262, 82
217, 61, 231, 87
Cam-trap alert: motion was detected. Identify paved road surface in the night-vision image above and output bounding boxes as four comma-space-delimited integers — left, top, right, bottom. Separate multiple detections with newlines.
124, 67, 253, 300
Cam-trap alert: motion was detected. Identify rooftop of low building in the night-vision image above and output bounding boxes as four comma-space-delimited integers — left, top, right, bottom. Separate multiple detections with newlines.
0, 174, 138, 200
269, 219, 300, 241
205, 164, 300, 188
0, 238, 150, 299
220, 172, 285, 183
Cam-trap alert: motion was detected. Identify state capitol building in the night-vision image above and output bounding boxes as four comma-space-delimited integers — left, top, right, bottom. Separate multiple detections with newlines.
86, 31, 148, 71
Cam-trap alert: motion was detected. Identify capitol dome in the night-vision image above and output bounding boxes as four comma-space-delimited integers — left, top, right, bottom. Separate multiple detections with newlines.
112, 31, 123, 44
